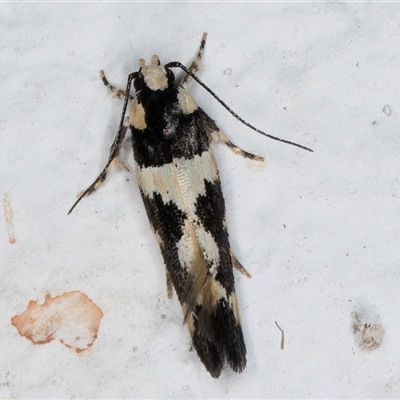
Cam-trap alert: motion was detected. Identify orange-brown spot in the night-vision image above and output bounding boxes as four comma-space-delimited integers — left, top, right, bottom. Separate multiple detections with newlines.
11, 291, 103, 353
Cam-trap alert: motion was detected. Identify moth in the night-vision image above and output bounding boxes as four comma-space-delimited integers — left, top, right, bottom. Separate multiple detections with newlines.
69, 33, 312, 378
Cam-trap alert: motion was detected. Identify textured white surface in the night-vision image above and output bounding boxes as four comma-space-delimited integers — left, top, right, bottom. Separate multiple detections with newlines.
2, 3, 400, 398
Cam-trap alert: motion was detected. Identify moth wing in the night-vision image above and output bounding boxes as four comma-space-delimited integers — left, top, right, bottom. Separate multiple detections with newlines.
171, 146, 247, 378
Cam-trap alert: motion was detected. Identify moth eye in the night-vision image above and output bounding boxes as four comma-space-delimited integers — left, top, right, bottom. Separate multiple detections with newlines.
134, 74, 144, 91
166, 68, 175, 82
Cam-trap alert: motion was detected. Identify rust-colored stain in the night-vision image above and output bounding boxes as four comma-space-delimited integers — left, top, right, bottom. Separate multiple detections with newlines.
3, 194, 16, 244
11, 291, 104, 353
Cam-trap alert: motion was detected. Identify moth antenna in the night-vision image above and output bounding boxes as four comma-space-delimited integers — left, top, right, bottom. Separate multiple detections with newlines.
68, 72, 137, 215
165, 61, 313, 153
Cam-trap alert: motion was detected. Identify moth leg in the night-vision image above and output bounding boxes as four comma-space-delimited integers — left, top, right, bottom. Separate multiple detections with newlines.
100, 70, 135, 101
211, 129, 264, 162
230, 250, 252, 279
166, 270, 173, 299
68, 117, 129, 214
182, 32, 208, 88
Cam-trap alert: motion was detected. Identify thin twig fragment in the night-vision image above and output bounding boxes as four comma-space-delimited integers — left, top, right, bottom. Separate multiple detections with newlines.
275, 321, 284, 350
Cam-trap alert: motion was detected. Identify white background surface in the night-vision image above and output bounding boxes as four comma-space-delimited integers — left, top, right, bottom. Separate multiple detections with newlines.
2, 2, 400, 398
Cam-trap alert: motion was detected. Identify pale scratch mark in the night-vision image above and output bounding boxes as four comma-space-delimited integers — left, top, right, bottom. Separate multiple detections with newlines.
3, 194, 16, 244
275, 321, 285, 350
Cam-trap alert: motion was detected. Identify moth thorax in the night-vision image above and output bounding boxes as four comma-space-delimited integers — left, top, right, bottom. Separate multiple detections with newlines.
139, 55, 169, 91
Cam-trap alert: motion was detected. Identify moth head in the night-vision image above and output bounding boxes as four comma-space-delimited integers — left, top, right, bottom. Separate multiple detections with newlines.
134, 55, 175, 92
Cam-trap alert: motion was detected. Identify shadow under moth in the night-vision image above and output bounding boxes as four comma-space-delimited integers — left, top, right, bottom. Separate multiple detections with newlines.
69, 33, 312, 378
